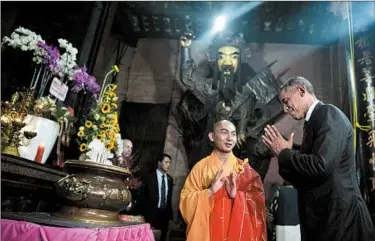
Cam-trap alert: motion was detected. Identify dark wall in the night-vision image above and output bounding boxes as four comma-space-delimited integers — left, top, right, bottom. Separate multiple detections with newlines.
119, 101, 170, 175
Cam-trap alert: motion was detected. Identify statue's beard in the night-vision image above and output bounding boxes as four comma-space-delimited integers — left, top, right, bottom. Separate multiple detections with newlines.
218, 65, 236, 105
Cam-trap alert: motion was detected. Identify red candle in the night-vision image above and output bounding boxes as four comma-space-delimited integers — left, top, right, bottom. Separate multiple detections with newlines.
34, 144, 45, 163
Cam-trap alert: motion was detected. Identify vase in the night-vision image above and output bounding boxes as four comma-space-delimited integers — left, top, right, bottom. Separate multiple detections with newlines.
18, 115, 59, 164
54, 160, 133, 224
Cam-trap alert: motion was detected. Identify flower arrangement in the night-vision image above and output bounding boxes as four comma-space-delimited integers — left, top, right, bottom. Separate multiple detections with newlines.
2, 27, 99, 165
2, 27, 100, 97
76, 65, 121, 164
118, 154, 143, 190
33, 96, 76, 123
125, 176, 143, 190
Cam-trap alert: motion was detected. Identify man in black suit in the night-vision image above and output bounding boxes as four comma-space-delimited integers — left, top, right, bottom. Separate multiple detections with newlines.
140, 154, 173, 241
262, 76, 375, 241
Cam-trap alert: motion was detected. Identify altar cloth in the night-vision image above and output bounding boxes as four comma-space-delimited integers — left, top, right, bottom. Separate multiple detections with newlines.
1, 219, 155, 241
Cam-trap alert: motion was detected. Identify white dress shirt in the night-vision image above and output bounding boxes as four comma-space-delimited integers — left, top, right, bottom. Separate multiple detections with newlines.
305, 100, 320, 121
156, 168, 168, 208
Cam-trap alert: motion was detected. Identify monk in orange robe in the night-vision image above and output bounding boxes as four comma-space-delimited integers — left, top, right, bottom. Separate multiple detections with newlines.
180, 120, 267, 241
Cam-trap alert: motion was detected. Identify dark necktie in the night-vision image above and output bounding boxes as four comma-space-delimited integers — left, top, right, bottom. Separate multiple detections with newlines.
160, 174, 166, 208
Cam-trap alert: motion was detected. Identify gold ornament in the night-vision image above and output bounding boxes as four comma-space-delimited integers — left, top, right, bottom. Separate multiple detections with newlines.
1, 89, 37, 156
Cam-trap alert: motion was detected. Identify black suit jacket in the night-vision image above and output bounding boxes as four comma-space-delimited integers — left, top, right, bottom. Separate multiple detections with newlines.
278, 102, 375, 241
140, 170, 173, 223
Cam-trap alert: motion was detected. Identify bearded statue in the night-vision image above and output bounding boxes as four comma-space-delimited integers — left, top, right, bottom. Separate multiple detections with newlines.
175, 32, 288, 178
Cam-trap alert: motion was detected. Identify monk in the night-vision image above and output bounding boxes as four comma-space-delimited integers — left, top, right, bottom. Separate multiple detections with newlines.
180, 120, 267, 241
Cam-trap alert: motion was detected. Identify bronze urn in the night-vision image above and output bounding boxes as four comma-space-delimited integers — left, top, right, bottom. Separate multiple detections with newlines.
54, 160, 133, 224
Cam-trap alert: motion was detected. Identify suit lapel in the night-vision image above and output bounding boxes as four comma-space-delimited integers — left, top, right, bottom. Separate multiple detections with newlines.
309, 101, 324, 121
304, 102, 323, 129
301, 102, 324, 152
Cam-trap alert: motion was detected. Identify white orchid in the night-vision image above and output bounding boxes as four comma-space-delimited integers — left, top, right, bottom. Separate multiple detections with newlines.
3, 27, 83, 82
54, 38, 78, 80
2, 27, 46, 63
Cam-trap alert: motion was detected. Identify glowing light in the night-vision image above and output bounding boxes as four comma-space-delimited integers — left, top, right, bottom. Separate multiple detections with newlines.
213, 15, 227, 32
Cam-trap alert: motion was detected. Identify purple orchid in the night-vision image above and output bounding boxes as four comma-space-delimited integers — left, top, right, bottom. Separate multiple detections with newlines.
72, 66, 101, 95
86, 76, 101, 94
37, 41, 60, 71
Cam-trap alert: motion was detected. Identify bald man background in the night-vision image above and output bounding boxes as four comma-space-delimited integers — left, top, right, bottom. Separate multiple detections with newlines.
123, 139, 133, 158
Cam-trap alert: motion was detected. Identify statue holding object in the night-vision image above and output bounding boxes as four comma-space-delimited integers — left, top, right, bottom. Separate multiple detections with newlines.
175, 32, 289, 178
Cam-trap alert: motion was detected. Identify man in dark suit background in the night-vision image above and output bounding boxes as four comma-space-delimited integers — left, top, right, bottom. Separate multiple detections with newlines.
140, 154, 173, 241
262, 76, 375, 241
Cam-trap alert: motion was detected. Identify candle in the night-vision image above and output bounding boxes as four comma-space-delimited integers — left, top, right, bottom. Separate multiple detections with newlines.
34, 144, 45, 163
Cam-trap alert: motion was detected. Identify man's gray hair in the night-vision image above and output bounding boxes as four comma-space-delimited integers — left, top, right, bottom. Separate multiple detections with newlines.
279, 76, 315, 95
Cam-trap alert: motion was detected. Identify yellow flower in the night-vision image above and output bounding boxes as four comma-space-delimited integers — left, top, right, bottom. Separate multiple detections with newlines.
101, 103, 111, 113
100, 123, 106, 129
105, 119, 111, 124
111, 103, 118, 109
79, 143, 87, 152
106, 142, 115, 150
104, 91, 116, 97
77, 131, 85, 137
97, 134, 104, 141
110, 84, 118, 92
85, 120, 93, 128
113, 65, 120, 73
108, 132, 116, 139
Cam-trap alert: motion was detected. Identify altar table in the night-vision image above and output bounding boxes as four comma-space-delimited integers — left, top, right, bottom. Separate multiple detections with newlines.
1, 219, 155, 241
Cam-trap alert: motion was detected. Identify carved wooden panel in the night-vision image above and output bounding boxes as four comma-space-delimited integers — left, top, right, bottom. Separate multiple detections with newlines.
113, 2, 341, 45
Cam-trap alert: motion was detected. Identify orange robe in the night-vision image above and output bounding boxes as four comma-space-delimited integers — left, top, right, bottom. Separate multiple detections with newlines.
180, 152, 267, 241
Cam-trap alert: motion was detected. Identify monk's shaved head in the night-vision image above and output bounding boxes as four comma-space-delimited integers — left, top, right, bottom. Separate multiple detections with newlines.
209, 120, 237, 152
213, 120, 236, 132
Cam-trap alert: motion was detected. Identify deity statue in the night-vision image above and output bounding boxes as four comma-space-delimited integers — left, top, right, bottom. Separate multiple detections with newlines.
175, 32, 288, 178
